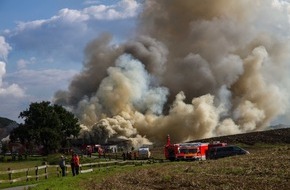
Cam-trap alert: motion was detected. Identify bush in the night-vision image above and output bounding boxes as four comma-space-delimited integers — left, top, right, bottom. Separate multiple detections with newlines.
0, 156, 5, 162
44, 154, 62, 165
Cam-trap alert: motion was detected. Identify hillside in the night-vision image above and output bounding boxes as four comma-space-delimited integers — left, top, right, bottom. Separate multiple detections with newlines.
0, 117, 14, 128
0, 117, 18, 140
190, 127, 290, 145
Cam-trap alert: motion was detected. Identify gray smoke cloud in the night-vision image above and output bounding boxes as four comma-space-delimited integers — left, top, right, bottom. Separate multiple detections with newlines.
54, 0, 290, 146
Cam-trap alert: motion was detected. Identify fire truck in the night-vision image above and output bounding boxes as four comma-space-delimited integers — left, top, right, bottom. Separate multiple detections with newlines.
164, 135, 227, 161
82, 144, 103, 156
138, 147, 151, 159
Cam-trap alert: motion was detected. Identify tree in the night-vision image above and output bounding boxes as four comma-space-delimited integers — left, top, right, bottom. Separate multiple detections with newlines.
10, 101, 81, 155
1, 142, 8, 155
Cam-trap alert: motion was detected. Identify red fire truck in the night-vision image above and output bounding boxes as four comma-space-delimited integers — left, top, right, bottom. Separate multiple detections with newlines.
164, 135, 227, 161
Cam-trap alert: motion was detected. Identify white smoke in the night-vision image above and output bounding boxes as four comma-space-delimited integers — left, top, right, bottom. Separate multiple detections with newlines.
0, 36, 25, 97
54, 0, 290, 147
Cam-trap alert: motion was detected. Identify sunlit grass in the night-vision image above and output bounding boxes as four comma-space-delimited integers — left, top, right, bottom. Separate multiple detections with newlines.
1, 144, 290, 190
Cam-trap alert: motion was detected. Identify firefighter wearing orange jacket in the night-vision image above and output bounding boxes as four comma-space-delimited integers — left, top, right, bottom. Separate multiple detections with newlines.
74, 153, 80, 175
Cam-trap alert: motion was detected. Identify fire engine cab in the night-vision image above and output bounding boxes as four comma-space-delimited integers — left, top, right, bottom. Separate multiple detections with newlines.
164, 135, 227, 161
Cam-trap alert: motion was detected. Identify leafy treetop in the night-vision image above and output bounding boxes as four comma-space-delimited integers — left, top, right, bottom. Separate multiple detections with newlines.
10, 101, 81, 155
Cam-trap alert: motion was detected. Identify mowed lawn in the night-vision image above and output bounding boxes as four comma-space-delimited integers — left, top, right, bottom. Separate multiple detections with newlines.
0, 160, 44, 171
9, 144, 287, 190
0, 158, 44, 189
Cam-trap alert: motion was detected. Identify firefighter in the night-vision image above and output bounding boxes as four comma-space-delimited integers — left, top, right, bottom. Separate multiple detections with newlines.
122, 152, 126, 161
133, 151, 137, 160
74, 153, 80, 175
70, 154, 75, 176
59, 155, 66, 177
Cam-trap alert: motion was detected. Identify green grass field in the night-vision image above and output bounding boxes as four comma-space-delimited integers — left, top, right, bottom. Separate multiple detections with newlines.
0, 160, 43, 171
0, 153, 124, 189
1, 143, 289, 190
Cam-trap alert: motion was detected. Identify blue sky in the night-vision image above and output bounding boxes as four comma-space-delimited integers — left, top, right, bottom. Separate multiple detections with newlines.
0, 0, 114, 30
0, 0, 141, 122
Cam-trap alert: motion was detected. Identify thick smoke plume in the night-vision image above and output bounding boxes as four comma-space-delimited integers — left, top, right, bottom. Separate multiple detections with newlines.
54, 0, 290, 147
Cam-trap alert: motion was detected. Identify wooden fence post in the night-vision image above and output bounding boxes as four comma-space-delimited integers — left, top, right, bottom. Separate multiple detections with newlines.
8, 168, 12, 184
44, 165, 48, 179
35, 166, 38, 181
26, 169, 29, 182
57, 166, 60, 177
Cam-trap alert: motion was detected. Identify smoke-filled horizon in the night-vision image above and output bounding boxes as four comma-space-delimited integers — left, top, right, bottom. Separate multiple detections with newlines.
54, 0, 290, 147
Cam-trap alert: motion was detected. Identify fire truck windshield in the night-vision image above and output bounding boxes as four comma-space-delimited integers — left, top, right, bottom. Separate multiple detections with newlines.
179, 148, 198, 154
